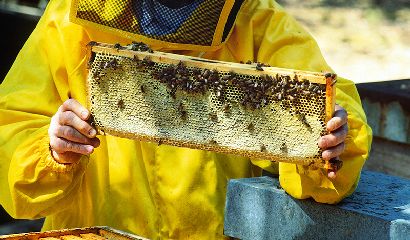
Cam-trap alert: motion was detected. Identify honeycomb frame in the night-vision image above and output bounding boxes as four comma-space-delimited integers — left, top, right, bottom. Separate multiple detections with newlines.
86, 42, 337, 169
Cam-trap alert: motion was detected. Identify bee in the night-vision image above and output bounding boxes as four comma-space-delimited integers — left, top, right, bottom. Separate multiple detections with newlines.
130, 42, 139, 51
216, 90, 222, 98
88, 52, 96, 69
170, 88, 177, 99
254, 103, 261, 110
280, 142, 288, 154
294, 74, 299, 82
104, 58, 119, 70
331, 79, 337, 86
261, 97, 268, 106
223, 104, 231, 114
180, 110, 187, 121
140, 85, 146, 94
245, 79, 253, 87
139, 44, 148, 52
287, 95, 295, 101
247, 122, 255, 132
298, 113, 311, 130
209, 139, 218, 145
324, 73, 336, 79
114, 43, 122, 51
178, 102, 187, 121
142, 56, 154, 67
209, 112, 218, 122
88, 114, 96, 128
256, 63, 264, 71
87, 41, 97, 47
170, 91, 176, 99
157, 138, 163, 146
94, 75, 101, 84
117, 99, 125, 110
202, 69, 210, 78
260, 144, 267, 152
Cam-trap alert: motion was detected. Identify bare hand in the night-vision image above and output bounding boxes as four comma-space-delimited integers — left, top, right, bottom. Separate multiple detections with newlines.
48, 99, 100, 164
318, 104, 348, 179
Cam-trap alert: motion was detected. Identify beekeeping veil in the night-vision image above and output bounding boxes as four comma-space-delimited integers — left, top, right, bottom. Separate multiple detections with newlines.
70, 0, 245, 51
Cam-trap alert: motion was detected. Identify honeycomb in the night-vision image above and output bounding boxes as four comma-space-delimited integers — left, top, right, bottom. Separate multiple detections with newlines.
86, 42, 337, 169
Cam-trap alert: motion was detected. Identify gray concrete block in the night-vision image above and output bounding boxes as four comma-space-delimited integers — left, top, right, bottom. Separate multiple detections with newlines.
362, 98, 381, 136
224, 171, 410, 240
382, 102, 408, 143
390, 219, 410, 240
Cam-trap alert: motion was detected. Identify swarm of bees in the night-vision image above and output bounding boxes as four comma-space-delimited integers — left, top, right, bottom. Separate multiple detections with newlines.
94, 43, 326, 114
151, 61, 325, 111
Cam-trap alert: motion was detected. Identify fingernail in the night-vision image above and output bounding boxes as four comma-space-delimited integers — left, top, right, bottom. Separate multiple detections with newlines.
81, 110, 89, 119
89, 129, 96, 137
328, 171, 336, 179
87, 146, 94, 154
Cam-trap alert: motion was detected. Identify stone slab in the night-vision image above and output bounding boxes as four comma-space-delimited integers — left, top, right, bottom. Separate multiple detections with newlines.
383, 102, 408, 143
224, 171, 410, 240
362, 98, 381, 136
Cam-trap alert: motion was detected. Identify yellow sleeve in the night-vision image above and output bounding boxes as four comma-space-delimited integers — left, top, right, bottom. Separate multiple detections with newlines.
0, 0, 89, 219
243, 1, 372, 203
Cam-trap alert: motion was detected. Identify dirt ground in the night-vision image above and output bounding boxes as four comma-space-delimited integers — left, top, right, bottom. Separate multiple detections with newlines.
280, 1, 410, 83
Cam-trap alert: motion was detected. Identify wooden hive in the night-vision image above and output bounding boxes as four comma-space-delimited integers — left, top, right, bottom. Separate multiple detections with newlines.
86, 42, 337, 169
0, 227, 148, 240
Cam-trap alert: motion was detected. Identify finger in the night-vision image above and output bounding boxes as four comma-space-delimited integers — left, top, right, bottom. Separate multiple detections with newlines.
318, 124, 348, 149
50, 136, 94, 155
327, 105, 348, 132
322, 142, 345, 160
51, 150, 83, 165
326, 158, 343, 179
61, 99, 90, 121
55, 125, 100, 147
59, 111, 97, 138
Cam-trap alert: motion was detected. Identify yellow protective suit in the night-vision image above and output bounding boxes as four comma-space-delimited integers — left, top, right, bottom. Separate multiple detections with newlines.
0, 0, 372, 239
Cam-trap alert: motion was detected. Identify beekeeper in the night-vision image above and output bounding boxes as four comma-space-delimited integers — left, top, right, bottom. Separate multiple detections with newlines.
0, 0, 372, 239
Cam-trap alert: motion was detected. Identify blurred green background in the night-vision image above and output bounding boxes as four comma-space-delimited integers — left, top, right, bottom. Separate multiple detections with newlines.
278, 0, 410, 82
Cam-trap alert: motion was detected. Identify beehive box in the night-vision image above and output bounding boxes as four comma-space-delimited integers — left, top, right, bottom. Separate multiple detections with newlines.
86, 42, 337, 169
0, 227, 148, 240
